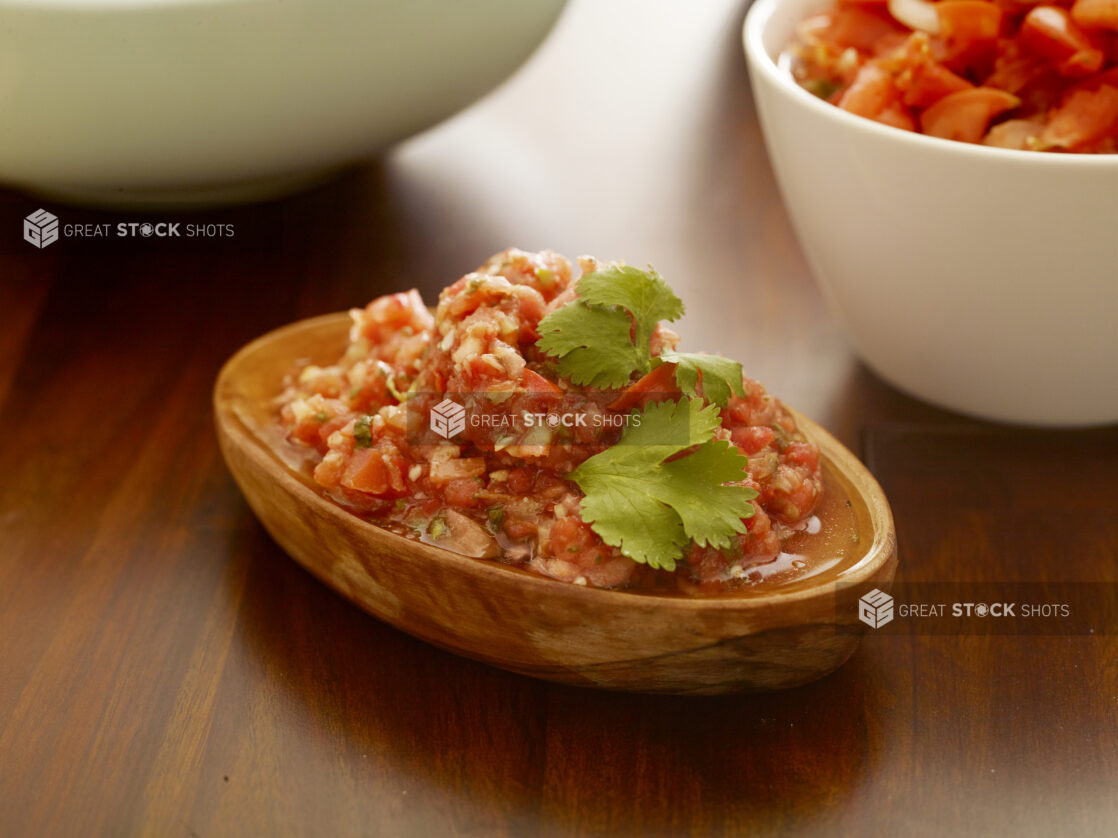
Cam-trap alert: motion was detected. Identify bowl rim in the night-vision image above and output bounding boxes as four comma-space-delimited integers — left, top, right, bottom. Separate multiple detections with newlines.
743, 0, 1118, 169
215, 311, 897, 616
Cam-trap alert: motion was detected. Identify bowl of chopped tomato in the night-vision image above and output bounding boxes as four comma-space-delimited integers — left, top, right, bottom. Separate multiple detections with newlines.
744, 0, 1118, 426
215, 249, 898, 693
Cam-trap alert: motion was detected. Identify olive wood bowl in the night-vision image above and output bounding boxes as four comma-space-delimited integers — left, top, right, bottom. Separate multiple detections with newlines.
214, 313, 897, 694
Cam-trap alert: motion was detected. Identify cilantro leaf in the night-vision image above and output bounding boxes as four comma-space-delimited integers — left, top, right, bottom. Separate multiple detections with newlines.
535, 302, 644, 388
658, 351, 745, 407
575, 266, 684, 354
619, 391, 723, 449
569, 398, 757, 570
536, 265, 684, 388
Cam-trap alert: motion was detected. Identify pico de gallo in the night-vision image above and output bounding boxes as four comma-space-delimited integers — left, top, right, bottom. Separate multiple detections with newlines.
785, 0, 1118, 152
278, 249, 823, 593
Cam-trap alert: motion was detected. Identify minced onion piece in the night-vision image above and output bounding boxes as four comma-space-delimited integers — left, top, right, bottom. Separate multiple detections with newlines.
888, 0, 941, 35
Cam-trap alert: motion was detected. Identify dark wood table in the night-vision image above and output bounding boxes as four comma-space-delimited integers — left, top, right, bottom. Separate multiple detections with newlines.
2, 2, 1115, 835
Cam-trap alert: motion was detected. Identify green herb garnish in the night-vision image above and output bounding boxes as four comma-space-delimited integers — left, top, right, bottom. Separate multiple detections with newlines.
569, 397, 757, 570
657, 351, 745, 407
537, 266, 684, 388
536, 266, 744, 406
804, 79, 841, 101
353, 415, 373, 448
487, 506, 505, 531
385, 375, 405, 402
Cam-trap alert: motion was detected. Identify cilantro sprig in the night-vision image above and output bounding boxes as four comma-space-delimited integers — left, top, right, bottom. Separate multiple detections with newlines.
537, 266, 684, 389
536, 265, 745, 406
537, 263, 758, 567
569, 398, 757, 570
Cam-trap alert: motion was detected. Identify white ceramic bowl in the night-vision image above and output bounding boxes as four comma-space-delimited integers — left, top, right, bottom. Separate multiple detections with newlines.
0, 0, 566, 206
744, 0, 1118, 427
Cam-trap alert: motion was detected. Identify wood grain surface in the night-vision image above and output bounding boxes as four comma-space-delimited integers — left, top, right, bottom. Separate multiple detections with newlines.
1, 1, 1115, 835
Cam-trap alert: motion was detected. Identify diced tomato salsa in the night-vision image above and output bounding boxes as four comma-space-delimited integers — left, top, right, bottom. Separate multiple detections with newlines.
278, 249, 824, 593
786, 0, 1118, 152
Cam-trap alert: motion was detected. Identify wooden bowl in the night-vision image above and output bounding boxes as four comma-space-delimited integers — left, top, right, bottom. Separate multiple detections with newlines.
214, 314, 897, 694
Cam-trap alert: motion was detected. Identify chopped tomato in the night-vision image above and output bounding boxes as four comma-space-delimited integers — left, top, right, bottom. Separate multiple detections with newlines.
506, 467, 535, 495
785, 442, 821, 471
825, 8, 905, 52
898, 60, 975, 108
317, 415, 350, 447
313, 456, 344, 489
430, 456, 487, 484
347, 377, 392, 413
504, 518, 537, 540
444, 477, 482, 508
983, 117, 1046, 148
608, 363, 680, 411
730, 425, 776, 455
341, 448, 389, 494
934, 1, 1004, 70
786, 0, 1118, 152
986, 37, 1055, 95
872, 30, 913, 58
1076, 64, 1118, 91
1041, 83, 1118, 147
876, 101, 918, 130
1072, 0, 1118, 33
520, 368, 563, 396
920, 87, 1022, 142
938, 1, 1004, 48
837, 63, 911, 127
1021, 6, 1106, 77
548, 516, 598, 565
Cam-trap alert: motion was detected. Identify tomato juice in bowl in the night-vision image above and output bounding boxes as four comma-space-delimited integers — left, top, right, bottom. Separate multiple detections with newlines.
743, 0, 1118, 426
